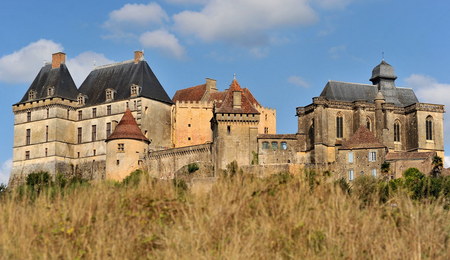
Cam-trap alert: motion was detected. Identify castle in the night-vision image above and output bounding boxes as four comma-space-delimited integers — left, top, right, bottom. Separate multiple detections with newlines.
9, 51, 444, 184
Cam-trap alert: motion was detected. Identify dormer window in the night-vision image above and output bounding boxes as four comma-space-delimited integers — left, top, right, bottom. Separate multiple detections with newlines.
28, 90, 36, 100
47, 86, 55, 97
130, 84, 141, 97
77, 94, 86, 105
106, 88, 115, 102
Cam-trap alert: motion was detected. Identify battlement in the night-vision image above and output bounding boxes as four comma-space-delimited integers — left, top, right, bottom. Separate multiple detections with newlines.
13, 97, 78, 113
175, 100, 214, 108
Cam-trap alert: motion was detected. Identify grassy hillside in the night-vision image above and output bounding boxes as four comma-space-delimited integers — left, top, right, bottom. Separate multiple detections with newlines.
0, 171, 449, 259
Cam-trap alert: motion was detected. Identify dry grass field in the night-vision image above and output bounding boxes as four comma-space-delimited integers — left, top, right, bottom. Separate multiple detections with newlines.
0, 171, 449, 259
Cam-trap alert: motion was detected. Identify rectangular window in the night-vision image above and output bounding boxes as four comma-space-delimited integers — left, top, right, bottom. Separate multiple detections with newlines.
348, 151, 354, 163
348, 169, 354, 181
369, 151, 377, 162
271, 142, 278, 150
93, 149, 96, 156
45, 148, 48, 157
25, 151, 30, 160
46, 108, 50, 118
27, 111, 31, 122
227, 125, 231, 135
92, 125, 97, 142
67, 109, 70, 119
45, 126, 49, 142
78, 110, 83, 120
77, 127, 82, 144
92, 108, 97, 118
107, 105, 112, 115
371, 168, 377, 177
118, 143, 124, 152
106, 122, 111, 137
26, 129, 31, 145
336, 116, 343, 138
264, 127, 269, 134
262, 142, 269, 149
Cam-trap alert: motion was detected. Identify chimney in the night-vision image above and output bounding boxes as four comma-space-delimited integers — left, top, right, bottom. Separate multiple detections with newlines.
52, 52, 66, 69
206, 78, 217, 92
134, 51, 144, 63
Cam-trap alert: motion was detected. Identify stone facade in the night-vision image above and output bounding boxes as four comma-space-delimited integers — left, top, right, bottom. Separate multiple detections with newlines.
9, 54, 445, 184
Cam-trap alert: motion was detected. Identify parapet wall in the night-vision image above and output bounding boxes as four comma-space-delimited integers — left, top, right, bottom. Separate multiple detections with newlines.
145, 143, 213, 178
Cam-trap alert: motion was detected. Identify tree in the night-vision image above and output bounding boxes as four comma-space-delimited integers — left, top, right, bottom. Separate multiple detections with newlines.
430, 155, 443, 177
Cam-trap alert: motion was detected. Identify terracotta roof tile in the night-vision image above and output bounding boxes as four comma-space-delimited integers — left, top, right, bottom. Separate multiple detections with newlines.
216, 79, 259, 114
385, 152, 435, 161
243, 88, 261, 106
340, 126, 385, 149
172, 84, 206, 102
106, 109, 150, 143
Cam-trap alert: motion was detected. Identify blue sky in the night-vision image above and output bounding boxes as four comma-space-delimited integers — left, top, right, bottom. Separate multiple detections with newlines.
1, 0, 450, 184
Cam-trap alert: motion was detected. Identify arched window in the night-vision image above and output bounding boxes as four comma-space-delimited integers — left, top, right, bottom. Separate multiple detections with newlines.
336, 114, 343, 138
366, 117, 372, 131
394, 120, 401, 142
426, 116, 433, 140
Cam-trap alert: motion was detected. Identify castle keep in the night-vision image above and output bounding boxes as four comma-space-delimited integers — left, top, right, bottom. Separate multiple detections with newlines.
9, 52, 444, 184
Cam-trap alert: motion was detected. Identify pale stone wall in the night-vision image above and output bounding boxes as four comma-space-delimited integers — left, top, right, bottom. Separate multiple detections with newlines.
335, 148, 387, 180
106, 139, 148, 181
387, 156, 434, 179
213, 113, 259, 171
146, 143, 212, 179
258, 137, 298, 164
257, 105, 276, 134
172, 101, 214, 148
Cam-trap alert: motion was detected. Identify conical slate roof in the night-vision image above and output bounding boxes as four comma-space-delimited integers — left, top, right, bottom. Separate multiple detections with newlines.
341, 126, 385, 149
17, 63, 79, 104
106, 109, 150, 143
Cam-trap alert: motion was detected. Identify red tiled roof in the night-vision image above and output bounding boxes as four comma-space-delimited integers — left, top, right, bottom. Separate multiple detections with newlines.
385, 152, 435, 161
106, 109, 150, 143
340, 126, 385, 149
172, 84, 206, 102
216, 79, 259, 114
243, 88, 261, 106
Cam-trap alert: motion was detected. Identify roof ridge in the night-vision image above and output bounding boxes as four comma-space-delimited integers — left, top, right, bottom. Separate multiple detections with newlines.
93, 60, 133, 70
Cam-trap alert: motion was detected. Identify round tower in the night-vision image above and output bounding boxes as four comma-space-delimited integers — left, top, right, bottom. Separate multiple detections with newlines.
105, 109, 150, 181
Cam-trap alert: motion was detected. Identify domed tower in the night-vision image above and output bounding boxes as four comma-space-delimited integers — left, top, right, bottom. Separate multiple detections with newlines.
370, 60, 400, 105
105, 109, 150, 180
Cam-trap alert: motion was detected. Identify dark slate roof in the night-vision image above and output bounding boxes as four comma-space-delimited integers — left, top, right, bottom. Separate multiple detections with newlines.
79, 60, 173, 106
340, 126, 385, 150
370, 60, 397, 82
106, 109, 150, 143
18, 63, 79, 104
319, 80, 418, 107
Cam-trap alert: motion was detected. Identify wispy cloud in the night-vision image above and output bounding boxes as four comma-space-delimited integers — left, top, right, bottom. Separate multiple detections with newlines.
140, 30, 186, 59
0, 158, 12, 186
328, 45, 346, 59
288, 75, 310, 88
173, 0, 318, 47
0, 39, 63, 84
103, 3, 169, 39
314, 0, 354, 10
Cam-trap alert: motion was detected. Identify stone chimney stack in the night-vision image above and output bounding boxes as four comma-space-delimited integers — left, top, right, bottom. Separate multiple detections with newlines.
233, 91, 242, 109
206, 78, 217, 92
134, 51, 144, 63
52, 52, 66, 69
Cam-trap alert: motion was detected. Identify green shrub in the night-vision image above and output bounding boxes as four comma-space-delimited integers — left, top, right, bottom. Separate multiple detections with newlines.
187, 163, 199, 174
352, 175, 378, 206
122, 170, 146, 187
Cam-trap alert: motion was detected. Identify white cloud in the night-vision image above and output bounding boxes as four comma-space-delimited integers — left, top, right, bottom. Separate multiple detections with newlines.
67, 52, 115, 86
173, 0, 317, 46
0, 39, 63, 84
445, 156, 450, 168
314, 0, 354, 9
103, 3, 169, 38
165, 0, 209, 4
329, 45, 346, 59
0, 159, 12, 186
288, 75, 310, 88
140, 30, 186, 59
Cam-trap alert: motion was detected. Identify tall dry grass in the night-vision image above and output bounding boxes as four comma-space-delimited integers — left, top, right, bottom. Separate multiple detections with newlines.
0, 173, 449, 259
